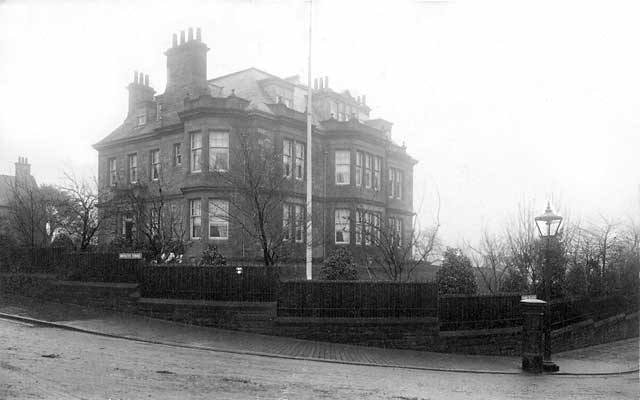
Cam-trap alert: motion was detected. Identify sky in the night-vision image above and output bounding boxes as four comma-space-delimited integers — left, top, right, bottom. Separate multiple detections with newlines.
0, 0, 638, 247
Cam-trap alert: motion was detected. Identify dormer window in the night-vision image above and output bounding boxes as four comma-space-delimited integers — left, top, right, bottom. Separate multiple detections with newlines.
136, 110, 147, 126
276, 95, 292, 108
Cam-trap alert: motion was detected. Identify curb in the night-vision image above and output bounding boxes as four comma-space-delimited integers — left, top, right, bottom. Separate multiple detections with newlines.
1, 312, 637, 377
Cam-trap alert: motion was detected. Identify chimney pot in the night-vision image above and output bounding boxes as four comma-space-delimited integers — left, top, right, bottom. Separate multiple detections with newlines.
196, 27, 202, 41
180, 30, 185, 44
172, 33, 177, 47
188, 27, 193, 41
134, 71, 139, 84
324, 76, 329, 89
319, 78, 323, 90
144, 74, 149, 87
313, 78, 317, 90
362, 95, 366, 105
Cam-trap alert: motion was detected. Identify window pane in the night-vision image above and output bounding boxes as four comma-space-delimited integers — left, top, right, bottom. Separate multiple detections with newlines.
334, 209, 350, 244
208, 200, 228, 239
335, 151, 350, 185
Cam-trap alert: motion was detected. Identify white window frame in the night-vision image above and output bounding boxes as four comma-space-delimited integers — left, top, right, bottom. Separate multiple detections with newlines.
150, 149, 160, 181
334, 209, 350, 244
335, 150, 351, 185
373, 157, 381, 191
294, 204, 304, 243
173, 143, 182, 166
108, 158, 117, 186
295, 142, 305, 180
190, 199, 201, 239
283, 139, 292, 178
208, 199, 228, 240
282, 204, 292, 241
355, 210, 364, 245
364, 153, 372, 189
355, 151, 362, 187
128, 153, 137, 183
190, 132, 202, 173
209, 131, 229, 172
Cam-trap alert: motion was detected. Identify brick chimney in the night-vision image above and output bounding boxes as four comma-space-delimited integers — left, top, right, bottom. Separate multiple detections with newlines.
127, 71, 156, 116
163, 27, 209, 107
14, 156, 31, 183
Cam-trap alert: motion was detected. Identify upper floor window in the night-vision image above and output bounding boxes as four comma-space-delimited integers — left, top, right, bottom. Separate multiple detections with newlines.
173, 143, 182, 166
208, 200, 228, 240
128, 153, 138, 183
156, 104, 163, 121
364, 154, 372, 189
334, 209, 350, 244
373, 157, 381, 191
355, 152, 362, 187
283, 139, 292, 178
335, 150, 350, 185
389, 167, 404, 200
190, 199, 201, 239
209, 131, 229, 171
108, 158, 117, 186
150, 149, 160, 181
295, 142, 305, 180
136, 111, 146, 126
190, 132, 202, 173
294, 204, 304, 243
276, 95, 292, 108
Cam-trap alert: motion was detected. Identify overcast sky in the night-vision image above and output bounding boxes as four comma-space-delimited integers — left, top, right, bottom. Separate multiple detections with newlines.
0, 0, 638, 246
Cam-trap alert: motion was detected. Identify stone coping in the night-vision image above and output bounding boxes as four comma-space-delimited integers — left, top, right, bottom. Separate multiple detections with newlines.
54, 280, 139, 289
275, 316, 439, 326
439, 326, 522, 337
138, 297, 276, 308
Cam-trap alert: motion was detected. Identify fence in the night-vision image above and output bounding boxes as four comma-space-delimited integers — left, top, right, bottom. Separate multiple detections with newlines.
0, 247, 66, 273
137, 265, 279, 302
277, 281, 439, 318
550, 293, 639, 329
438, 293, 523, 330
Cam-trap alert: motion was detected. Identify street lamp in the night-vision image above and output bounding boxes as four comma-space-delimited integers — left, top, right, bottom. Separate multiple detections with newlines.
534, 201, 562, 372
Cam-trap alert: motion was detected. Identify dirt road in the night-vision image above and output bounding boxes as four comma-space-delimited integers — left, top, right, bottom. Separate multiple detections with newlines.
0, 318, 637, 399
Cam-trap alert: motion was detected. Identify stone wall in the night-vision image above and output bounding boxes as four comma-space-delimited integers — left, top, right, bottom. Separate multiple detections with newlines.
1, 273, 637, 355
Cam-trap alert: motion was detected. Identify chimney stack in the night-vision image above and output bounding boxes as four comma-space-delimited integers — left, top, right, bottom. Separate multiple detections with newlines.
164, 28, 209, 106
127, 70, 155, 115
15, 156, 31, 183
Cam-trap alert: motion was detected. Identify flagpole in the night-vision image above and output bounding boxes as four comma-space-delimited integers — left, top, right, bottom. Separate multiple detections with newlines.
305, 0, 313, 280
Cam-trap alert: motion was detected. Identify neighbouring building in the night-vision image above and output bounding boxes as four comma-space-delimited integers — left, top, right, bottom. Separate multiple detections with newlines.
94, 28, 417, 262
0, 157, 38, 242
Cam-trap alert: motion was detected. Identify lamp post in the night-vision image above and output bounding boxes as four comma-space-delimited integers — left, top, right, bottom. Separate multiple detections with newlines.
534, 202, 562, 372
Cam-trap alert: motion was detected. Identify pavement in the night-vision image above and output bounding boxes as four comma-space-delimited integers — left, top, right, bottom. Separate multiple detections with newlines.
0, 295, 637, 376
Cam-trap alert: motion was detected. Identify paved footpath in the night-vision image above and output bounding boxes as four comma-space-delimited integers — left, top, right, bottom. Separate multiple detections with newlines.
0, 295, 637, 375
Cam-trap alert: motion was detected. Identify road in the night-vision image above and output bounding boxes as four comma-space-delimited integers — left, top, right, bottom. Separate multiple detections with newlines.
0, 318, 637, 400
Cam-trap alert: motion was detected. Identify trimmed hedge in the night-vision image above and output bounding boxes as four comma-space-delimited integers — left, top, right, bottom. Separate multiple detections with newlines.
278, 281, 438, 318
438, 293, 522, 330
137, 265, 279, 302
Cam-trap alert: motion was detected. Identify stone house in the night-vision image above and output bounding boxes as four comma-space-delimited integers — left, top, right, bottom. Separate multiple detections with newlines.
94, 28, 416, 262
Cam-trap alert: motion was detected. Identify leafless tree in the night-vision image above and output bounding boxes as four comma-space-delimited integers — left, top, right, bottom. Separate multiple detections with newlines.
208, 130, 290, 266
57, 171, 102, 250
467, 230, 509, 293
7, 179, 67, 247
361, 194, 440, 281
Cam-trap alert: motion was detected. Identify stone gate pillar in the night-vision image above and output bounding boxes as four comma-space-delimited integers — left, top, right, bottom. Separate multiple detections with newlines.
521, 299, 546, 373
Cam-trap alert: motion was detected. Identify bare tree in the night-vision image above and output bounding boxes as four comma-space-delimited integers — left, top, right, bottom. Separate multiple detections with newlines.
362, 194, 440, 282
7, 179, 67, 247
209, 130, 291, 266
467, 230, 509, 293
57, 171, 102, 250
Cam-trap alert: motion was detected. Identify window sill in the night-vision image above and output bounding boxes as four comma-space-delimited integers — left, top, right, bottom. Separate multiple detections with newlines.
208, 237, 228, 241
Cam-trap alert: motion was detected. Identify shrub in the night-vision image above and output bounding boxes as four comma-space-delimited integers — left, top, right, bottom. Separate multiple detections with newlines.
321, 248, 358, 280
199, 244, 227, 266
437, 247, 477, 295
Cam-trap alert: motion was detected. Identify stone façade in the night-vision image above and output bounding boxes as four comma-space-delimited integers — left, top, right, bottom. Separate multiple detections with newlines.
94, 28, 417, 262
